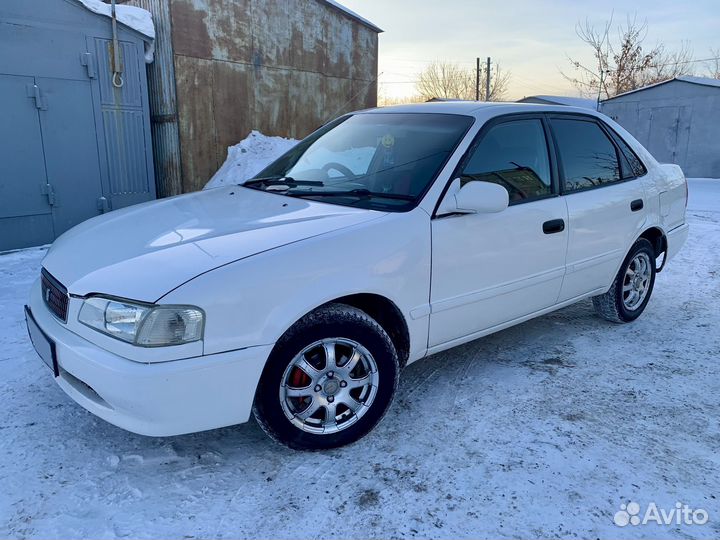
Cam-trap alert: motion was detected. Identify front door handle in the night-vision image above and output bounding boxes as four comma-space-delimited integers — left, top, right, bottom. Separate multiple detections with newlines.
631, 199, 644, 212
543, 218, 565, 234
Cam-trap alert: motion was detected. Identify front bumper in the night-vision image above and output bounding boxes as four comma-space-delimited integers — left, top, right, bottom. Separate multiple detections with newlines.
28, 280, 272, 436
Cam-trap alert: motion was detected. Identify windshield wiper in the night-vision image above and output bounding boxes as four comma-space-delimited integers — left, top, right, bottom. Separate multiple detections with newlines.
286, 188, 415, 201
243, 176, 325, 188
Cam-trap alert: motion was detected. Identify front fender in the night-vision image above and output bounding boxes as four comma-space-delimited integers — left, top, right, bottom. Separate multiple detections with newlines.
160, 209, 432, 362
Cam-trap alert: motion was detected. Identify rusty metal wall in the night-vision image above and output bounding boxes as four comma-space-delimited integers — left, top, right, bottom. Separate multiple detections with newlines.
169, 0, 379, 192
123, 0, 184, 197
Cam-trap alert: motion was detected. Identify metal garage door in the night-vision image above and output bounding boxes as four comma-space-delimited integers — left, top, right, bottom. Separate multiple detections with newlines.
0, 7, 155, 252
647, 105, 692, 167
0, 75, 55, 248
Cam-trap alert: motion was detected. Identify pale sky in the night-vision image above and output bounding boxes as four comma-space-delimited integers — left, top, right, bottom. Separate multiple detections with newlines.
339, 0, 720, 101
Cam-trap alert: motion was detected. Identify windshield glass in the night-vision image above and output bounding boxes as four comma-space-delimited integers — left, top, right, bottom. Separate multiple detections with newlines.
245, 113, 474, 211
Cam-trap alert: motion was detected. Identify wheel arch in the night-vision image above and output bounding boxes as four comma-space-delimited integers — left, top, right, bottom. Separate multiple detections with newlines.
268, 292, 411, 370
330, 293, 411, 368
637, 226, 667, 271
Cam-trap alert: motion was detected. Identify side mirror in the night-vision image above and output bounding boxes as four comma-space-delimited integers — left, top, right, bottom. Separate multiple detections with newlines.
438, 179, 509, 215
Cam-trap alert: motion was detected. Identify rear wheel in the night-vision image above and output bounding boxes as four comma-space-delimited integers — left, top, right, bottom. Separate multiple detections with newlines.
253, 304, 399, 450
592, 238, 656, 323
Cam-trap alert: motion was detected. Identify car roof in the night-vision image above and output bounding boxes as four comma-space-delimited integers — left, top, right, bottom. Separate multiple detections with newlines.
361, 101, 602, 119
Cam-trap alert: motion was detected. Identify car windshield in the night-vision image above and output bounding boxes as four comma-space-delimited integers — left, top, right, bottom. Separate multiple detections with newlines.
244, 113, 474, 211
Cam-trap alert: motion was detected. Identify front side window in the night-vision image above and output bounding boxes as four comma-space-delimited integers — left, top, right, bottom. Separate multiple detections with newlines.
247, 113, 474, 211
458, 119, 552, 203
551, 118, 621, 192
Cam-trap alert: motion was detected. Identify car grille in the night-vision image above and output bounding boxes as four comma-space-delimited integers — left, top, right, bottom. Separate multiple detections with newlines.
41, 269, 69, 322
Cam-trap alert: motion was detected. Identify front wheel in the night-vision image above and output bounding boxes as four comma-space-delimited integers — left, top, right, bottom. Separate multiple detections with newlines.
253, 304, 399, 450
592, 238, 656, 323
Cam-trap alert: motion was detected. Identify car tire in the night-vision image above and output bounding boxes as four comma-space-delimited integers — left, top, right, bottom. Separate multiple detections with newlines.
592, 238, 656, 323
252, 303, 399, 451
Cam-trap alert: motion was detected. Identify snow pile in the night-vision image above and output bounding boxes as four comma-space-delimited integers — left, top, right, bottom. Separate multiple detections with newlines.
205, 131, 298, 189
76, 0, 155, 62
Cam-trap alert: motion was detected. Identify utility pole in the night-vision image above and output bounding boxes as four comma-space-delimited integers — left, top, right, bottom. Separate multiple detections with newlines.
475, 57, 480, 101
596, 68, 605, 110
485, 57, 491, 101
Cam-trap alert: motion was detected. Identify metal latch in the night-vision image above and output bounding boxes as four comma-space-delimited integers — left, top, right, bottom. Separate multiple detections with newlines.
97, 196, 110, 213
80, 52, 97, 79
26, 84, 46, 110
40, 183, 55, 206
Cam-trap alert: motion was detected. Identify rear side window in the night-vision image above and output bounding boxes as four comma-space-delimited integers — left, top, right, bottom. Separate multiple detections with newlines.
551, 119, 621, 193
612, 132, 647, 178
459, 119, 552, 203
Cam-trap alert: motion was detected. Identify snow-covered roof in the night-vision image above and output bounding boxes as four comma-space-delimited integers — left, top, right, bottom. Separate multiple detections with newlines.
321, 0, 382, 33
603, 76, 720, 101
73, 0, 155, 62
677, 75, 720, 88
74, 0, 155, 40
518, 95, 598, 110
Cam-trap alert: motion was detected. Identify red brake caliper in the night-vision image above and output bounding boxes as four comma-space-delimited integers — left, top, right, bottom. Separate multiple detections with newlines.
290, 368, 311, 389
290, 367, 312, 407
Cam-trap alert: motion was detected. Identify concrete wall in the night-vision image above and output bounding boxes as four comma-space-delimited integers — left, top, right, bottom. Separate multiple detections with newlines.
601, 81, 720, 178
167, 0, 378, 192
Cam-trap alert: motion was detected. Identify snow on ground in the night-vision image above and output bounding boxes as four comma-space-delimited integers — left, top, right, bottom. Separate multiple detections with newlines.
205, 131, 298, 190
1, 181, 719, 539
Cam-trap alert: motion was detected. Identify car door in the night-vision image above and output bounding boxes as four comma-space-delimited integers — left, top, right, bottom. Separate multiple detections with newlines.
548, 115, 649, 302
429, 116, 568, 348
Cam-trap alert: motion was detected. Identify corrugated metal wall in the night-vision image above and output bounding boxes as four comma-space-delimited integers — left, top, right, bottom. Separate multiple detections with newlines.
601, 81, 720, 178
125, 0, 184, 198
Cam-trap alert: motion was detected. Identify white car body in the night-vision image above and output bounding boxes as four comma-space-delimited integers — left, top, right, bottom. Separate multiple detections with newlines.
26, 102, 689, 437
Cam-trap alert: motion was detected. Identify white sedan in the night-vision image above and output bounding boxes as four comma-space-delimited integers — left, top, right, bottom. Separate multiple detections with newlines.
25, 102, 689, 450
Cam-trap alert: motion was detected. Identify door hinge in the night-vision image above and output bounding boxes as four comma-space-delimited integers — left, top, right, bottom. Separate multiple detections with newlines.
97, 196, 110, 213
80, 52, 97, 79
40, 183, 56, 206
26, 84, 46, 110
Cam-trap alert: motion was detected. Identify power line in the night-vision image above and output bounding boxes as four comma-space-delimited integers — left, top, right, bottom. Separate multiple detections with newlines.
578, 56, 720, 78
652, 55, 720, 67
381, 56, 478, 65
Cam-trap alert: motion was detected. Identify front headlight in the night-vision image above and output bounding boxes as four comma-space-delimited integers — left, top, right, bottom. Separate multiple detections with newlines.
78, 296, 204, 347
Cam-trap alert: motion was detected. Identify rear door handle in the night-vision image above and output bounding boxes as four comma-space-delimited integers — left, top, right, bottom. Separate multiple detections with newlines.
631, 199, 644, 212
543, 218, 565, 234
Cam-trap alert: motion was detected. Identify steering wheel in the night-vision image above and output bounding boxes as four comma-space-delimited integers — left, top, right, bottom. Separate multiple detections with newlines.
322, 162, 357, 180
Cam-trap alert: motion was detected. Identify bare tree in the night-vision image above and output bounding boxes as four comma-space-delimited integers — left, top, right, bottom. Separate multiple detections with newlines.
562, 15, 694, 100
484, 64, 511, 101
706, 48, 720, 79
377, 91, 424, 107
415, 61, 511, 101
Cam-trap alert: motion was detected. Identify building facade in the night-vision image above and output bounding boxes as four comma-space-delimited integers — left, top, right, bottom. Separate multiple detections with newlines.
127, 0, 381, 194
600, 77, 720, 178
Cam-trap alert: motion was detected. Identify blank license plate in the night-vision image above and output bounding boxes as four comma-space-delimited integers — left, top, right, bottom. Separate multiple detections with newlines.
25, 306, 59, 377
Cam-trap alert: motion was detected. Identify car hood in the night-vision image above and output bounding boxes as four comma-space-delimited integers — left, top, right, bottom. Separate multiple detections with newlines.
42, 186, 386, 300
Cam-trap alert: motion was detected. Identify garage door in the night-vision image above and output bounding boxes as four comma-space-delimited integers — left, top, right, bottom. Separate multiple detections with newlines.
0, 75, 104, 251
0, 15, 155, 252
0, 74, 55, 249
